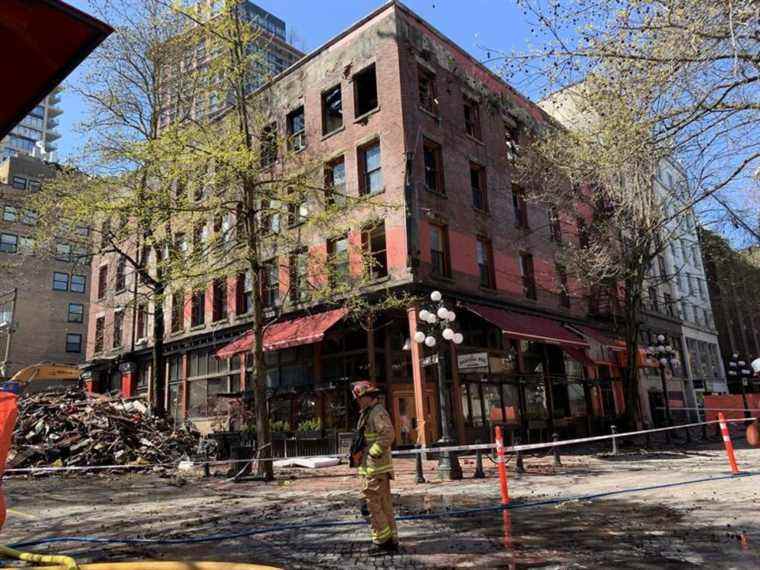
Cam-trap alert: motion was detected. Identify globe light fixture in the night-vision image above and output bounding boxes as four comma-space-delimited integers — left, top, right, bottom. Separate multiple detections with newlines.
424, 336, 437, 348
419, 309, 431, 322
453, 333, 464, 345
431, 290, 442, 302
437, 307, 449, 320
442, 328, 454, 340
447, 310, 456, 322
414, 331, 426, 343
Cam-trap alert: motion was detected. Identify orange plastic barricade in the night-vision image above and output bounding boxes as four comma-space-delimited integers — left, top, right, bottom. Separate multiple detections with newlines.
0, 391, 19, 530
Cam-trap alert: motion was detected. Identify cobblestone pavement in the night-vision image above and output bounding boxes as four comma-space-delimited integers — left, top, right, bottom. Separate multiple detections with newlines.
2, 434, 760, 568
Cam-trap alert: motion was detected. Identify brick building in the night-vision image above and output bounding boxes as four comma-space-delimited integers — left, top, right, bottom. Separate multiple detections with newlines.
0, 155, 90, 377
85, 1, 629, 450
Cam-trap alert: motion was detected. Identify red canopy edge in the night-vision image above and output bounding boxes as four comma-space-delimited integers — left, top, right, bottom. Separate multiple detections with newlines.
573, 325, 626, 351
215, 308, 347, 359
464, 303, 589, 348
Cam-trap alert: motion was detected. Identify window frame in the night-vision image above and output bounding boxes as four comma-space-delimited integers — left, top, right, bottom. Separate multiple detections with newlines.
324, 156, 347, 205
321, 84, 343, 135
362, 222, 388, 280
94, 316, 105, 353
423, 138, 445, 194
519, 252, 537, 300
286, 105, 306, 152
327, 235, 350, 287
113, 310, 125, 349
136, 304, 148, 340
0, 233, 18, 254
97, 265, 108, 300
429, 223, 451, 278
470, 162, 488, 212
172, 290, 186, 333
67, 303, 84, 323
65, 333, 82, 354
212, 278, 228, 322
260, 122, 278, 167
557, 264, 570, 308
2, 206, 17, 222
71, 274, 87, 294
512, 184, 529, 228
53, 271, 69, 292
476, 236, 495, 289
261, 259, 280, 309
463, 95, 482, 140
418, 65, 438, 115
353, 63, 379, 118
358, 140, 383, 196
191, 289, 206, 327
289, 248, 309, 303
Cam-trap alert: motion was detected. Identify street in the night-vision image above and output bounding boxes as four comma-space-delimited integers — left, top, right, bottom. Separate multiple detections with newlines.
2, 435, 759, 569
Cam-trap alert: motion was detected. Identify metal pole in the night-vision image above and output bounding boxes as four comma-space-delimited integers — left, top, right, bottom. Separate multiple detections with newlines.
415, 449, 426, 484
474, 442, 485, 479
514, 437, 525, 475
435, 348, 462, 480
611, 424, 618, 455
552, 432, 561, 467
660, 367, 673, 444
0, 288, 17, 378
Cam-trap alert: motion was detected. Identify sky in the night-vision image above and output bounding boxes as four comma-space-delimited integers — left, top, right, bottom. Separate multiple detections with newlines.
57, 0, 533, 161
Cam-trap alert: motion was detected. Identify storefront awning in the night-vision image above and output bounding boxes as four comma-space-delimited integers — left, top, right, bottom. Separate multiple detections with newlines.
574, 325, 626, 351
564, 346, 595, 367
215, 308, 347, 359
465, 304, 588, 348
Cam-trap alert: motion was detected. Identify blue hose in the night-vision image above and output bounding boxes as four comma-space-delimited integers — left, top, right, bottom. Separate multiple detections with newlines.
9, 471, 755, 550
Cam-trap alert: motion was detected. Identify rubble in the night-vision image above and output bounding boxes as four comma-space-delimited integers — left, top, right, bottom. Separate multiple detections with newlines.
9, 389, 200, 471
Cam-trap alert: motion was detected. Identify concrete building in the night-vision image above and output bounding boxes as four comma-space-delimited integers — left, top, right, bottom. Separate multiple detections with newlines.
158, 1, 302, 130
0, 155, 90, 377
700, 228, 760, 393
86, 1, 634, 449
1, 88, 62, 160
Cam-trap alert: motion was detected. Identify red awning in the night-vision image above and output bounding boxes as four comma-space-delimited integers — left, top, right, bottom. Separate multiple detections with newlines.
574, 325, 626, 351
1, 1, 112, 139
564, 346, 595, 367
215, 308, 347, 359
465, 304, 588, 348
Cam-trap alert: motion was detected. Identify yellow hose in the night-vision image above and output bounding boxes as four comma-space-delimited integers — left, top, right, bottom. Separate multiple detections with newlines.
0, 562, 279, 570
0, 543, 78, 569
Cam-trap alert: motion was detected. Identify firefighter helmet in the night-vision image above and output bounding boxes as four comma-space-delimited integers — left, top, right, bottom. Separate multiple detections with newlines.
352, 380, 381, 400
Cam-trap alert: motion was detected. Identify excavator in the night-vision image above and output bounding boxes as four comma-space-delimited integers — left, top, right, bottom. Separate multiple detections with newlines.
7, 362, 81, 393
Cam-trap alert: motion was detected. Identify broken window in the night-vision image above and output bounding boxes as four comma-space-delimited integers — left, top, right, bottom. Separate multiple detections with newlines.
287, 106, 306, 151
519, 252, 536, 300
463, 95, 481, 140
322, 84, 343, 134
354, 64, 378, 118
191, 289, 206, 327
470, 163, 487, 211
260, 122, 278, 167
362, 222, 388, 280
423, 139, 444, 194
358, 140, 382, 195
418, 66, 438, 114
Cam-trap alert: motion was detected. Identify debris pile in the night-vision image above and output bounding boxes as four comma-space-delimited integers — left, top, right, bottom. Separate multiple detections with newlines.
9, 389, 200, 470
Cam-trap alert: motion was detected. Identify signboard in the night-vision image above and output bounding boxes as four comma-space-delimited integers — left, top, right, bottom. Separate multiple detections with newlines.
421, 355, 438, 367
457, 352, 489, 371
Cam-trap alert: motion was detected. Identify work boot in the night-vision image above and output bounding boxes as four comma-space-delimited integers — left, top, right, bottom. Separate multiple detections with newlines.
360, 500, 369, 516
367, 540, 398, 556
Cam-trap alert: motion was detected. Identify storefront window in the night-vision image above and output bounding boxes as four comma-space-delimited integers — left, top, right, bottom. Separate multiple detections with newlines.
323, 389, 348, 430
568, 381, 586, 416
502, 383, 520, 424
483, 383, 503, 423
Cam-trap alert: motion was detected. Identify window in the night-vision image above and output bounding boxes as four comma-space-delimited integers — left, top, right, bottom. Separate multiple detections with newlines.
557, 264, 570, 308
692, 245, 701, 267
11, 176, 26, 190
100, 218, 111, 250
327, 235, 349, 286
548, 208, 562, 243
418, 65, 438, 114
505, 120, 520, 160
519, 253, 536, 300
287, 189, 308, 226
94, 317, 105, 353
260, 199, 281, 234
191, 289, 206, 327
261, 260, 279, 308
463, 95, 481, 139
681, 301, 690, 321
97, 265, 108, 300
697, 278, 705, 299
680, 239, 688, 262
512, 184, 529, 228
353, 64, 378, 117
71, 274, 86, 294
287, 106, 306, 151
236, 272, 253, 314
358, 140, 382, 195
76, 225, 90, 237
18, 236, 34, 254
212, 278, 227, 321
476, 237, 494, 288
430, 224, 450, 277
0, 233, 17, 253
66, 333, 82, 353
362, 223, 388, 280
136, 304, 147, 340
322, 84, 343, 134
577, 217, 589, 248
289, 249, 308, 302
175, 233, 188, 257
687, 273, 695, 295
664, 293, 674, 317
648, 286, 659, 312
324, 156, 346, 205
172, 291, 185, 332
260, 123, 278, 167
55, 243, 71, 262
693, 304, 702, 325
657, 256, 667, 278
20, 209, 37, 225
113, 310, 124, 348
2, 206, 17, 222
423, 139, 444, 194
53, 272, 69, 291
470, 163, 487, 211
67, 303, 84, 323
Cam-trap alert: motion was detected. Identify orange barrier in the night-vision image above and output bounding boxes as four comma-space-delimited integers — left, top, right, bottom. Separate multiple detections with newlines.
495, 426, 509, 505
718, 412, 740, 475
0, 392, 19, 530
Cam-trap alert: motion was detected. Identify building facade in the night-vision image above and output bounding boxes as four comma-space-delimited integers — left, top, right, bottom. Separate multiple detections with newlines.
86, 2, 632, 449
700, 229, 760, 393
1, 88, 62, 160
0, 155, 90, 377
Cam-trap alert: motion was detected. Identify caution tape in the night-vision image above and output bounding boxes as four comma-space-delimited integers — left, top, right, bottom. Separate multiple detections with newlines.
5, 416, 757, 475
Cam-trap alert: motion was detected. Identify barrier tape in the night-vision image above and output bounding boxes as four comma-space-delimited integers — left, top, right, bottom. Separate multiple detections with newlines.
5, 416, 757, 475
656, 406, 760, 412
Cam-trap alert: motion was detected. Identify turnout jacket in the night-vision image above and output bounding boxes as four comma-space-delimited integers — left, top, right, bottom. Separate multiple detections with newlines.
356, 403, 394, 478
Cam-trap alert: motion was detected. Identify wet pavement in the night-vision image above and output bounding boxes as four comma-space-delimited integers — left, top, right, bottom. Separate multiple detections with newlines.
2, 439, 759, 568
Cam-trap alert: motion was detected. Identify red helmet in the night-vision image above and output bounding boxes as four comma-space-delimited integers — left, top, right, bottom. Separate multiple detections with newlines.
352, 380, 381, 400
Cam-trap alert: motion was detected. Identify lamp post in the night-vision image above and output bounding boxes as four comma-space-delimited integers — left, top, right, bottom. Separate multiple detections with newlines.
647, 334, 679, 444
727, 353, 751, 419
414, 290, 463, 480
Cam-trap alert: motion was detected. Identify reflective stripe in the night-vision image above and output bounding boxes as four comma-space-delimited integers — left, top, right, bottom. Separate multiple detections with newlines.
372, 525, 393, 543
358, 463, 393, 477
369, 442, 384, 457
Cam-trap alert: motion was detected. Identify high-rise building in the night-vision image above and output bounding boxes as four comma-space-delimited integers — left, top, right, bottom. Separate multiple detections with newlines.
0, 87, 63, 160
158, 1, 302, 130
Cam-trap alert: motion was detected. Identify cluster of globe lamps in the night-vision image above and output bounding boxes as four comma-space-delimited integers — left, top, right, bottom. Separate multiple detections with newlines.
413, 291, 464, 347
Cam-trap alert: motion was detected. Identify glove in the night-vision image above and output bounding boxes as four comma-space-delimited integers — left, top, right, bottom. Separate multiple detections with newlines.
369, 442, 383, 458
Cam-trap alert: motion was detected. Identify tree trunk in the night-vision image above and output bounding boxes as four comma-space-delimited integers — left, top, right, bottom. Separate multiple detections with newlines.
151, 268, 167, 417
621, 278, 642, 430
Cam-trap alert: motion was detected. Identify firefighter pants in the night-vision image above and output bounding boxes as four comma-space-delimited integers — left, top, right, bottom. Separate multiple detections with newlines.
361, 474, 397, 544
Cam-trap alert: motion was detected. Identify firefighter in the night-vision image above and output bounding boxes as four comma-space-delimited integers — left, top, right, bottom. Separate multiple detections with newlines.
351, 380, 398, 553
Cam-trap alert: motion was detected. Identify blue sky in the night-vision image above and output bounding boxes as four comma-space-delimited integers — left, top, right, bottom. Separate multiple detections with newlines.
58, 0, 533, 160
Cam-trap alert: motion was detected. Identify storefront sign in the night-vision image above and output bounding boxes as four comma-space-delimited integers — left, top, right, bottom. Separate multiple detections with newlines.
421, 355, 438, 367
457, 352, 489, 371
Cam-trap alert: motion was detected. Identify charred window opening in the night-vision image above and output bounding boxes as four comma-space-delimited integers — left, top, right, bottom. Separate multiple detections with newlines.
354, 64, 378, 118
322, 85, 343, 134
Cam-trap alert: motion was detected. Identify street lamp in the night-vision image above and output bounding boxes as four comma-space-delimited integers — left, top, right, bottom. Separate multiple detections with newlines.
647, 334, 679, 444
414, 290, 463, 480
727, 353, 751, 418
